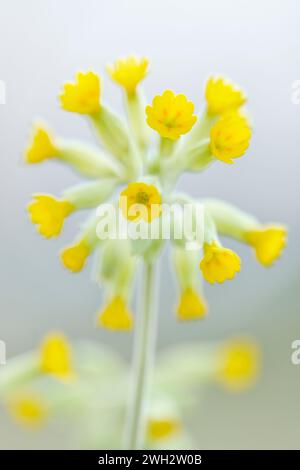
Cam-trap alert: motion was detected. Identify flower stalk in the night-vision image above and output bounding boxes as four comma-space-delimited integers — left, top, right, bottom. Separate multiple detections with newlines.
125, 260, 158, 449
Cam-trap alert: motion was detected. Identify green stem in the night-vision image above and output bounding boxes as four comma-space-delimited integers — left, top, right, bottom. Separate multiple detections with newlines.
160, 137, 176, 157
125, 261, 158, 449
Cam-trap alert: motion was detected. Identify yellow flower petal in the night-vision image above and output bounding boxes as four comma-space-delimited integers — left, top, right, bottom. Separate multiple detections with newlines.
147, 417, 181, 441
60, 71, 100, 115
8, 393, 48, 427
60, 240, 91, 273
217, 339, 260, 392
146, 90, 197, 140
40, 333, 74, 380
27, 195, 74, 238
200, 242, 241, 284
205, 76, 246, 115
119, 182, 162, 223
244, 225, 287, 267
210, 112, 251, 164
97, 295, 133, 331
107, 56, 148, 95
25, 125, 57, 164
176, 287, 207, 321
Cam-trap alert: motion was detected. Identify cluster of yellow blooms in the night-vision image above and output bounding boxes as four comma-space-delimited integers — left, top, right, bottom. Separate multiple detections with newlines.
25, 55, 286, 329
6, 333, 259, 441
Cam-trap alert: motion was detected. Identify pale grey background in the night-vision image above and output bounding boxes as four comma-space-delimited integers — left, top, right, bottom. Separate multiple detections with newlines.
0, 0, 299, 449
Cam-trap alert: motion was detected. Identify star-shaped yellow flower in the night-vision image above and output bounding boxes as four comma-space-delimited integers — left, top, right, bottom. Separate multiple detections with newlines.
120, 182, 162, 223
146, 90, 197, 140
210, 112, 251, 164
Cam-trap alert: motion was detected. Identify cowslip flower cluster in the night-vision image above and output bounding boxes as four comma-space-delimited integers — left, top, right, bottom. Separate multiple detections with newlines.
2, 332, 259, 446
25, 56, 287, 330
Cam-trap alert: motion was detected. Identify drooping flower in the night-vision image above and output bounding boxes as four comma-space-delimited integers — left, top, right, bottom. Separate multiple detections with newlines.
217, 339, 260, 391
97, 295, 133, 331
210, 112, 251, 164
176, 287, 207, 321
205, 77, 246, 115
202, 200, 287, 269
25, 125, 58, 164
60, 71, 101, 115
147, 417, 181, 441
40, 333, 74, 380
60, 240, 91, 273
8, 393, 48, 427
146, 90, 197, 140
107, 56, 149, 95
200, 242, 241, 284
120, 182, 162, 222
27, 195, 74, 238
244, 225, 287, 267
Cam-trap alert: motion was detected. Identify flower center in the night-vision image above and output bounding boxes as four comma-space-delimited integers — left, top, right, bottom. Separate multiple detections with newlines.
136, 191, 150, 205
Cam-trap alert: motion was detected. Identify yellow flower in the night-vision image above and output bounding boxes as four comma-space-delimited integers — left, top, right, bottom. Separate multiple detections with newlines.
147, 417, 181, 441
205, 76, 246, 115
60, 240, 91, 273
60, 71, 100, 115
146, 90, 197, 140
120, 182, 162, 223
8, 393, 47, 427
244, 225, 287, 267
25, 125, 57, 164
28, 195, 74, 238
210, 112, 251, 164
177, 287, 207, 321
200, 242, 241, 284
107, 56, 149, 95
217, 339, 260, 391
97, 295, 133, 331
40, 333, 74, 380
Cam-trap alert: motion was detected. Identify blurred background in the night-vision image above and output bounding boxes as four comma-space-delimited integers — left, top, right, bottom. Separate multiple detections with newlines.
0, 0, 299, 449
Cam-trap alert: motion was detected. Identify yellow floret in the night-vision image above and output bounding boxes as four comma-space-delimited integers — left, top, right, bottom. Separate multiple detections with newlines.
40, 333, 74, 380
60, 71, 100, 115
60, 240, 91, 273
25, 125, 57, 164
28, 195, 74, 238
200, 242, 241, 284
205, 76, 246, 115
244, 225, 287, 267
119, 182, 162, 223
107, 56, 148, 95
217, 338, 260, 391
146, 90, 197, 140
97, 295, 133, 331
176, 287, 207, 320
210, 112, 251, 164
